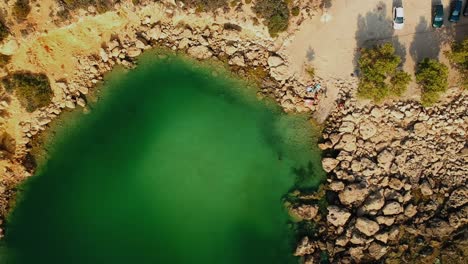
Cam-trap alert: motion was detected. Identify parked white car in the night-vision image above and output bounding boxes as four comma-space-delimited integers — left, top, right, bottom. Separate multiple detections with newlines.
393, 7, 404, 30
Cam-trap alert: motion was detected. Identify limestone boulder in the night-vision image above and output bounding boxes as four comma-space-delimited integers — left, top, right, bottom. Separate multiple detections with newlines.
404, 204, 418, 218
290, 204, 319, 220
338, 184, 369, 206
335, 133, 357, 152
187, 46, 212, 60
294, 237, 315, 256
339, 121, 355, 133
349, 247, 364, 262
362, 191, 385, 211
382, 202, 403, 215
267, 55, 284, 67
127, 47, 142, 58
228, 55, 245, 67
355, 217, 380, 236
377, 149, 394, 171
368, 242, 388, 260
99, 48, 109, 62
447, 187, 467, 208
327, 206, 351, 227
359, 120, 377, 140
270, 65, 290, 81
322, 158, 339, 173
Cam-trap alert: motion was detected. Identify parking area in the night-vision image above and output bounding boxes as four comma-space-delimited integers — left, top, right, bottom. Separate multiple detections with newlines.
283, 0, 468, 89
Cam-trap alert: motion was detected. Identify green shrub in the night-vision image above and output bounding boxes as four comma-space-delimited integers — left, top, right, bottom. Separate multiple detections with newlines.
390, 70, 411, 96
416, 58, 448, 106
446, 37, 468, 89
291, 6, 300, 16
1, 72, 53, 112
0, 21, 8, 43
253, 0, 290, 37
12, 0, 31, 21
180, 0, 226, 11
0, 54, 11, 68
59, 0, 114, 13
446, 37, 468, 70
306, 66, 315, 78
357, 43, 410, 101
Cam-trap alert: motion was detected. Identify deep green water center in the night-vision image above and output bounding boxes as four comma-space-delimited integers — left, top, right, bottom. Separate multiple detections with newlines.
5, 55, 323, 264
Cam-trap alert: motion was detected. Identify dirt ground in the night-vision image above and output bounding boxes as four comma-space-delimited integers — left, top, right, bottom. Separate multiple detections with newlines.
283, 0, 468, 121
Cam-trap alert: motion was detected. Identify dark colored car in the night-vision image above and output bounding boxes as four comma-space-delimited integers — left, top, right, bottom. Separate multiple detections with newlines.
464, 1, 468, 16
449, 0, 463, 22
433, 4, 444, 28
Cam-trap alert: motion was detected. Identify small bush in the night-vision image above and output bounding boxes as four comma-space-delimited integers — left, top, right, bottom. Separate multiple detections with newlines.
0, 21, 8, 43
390, 70, 411, 96
291, 6, 300, 16
12, 0, 31, 21
59, 0, 114, 13
446, 37, 468, 89
0, 54, 11, 68
253, 0, 290, 37
1, 72, 53, 112
306, 66, 315, 78
416, 58, 448, 106
180, 0, 226, 11
357, 43, 410, 102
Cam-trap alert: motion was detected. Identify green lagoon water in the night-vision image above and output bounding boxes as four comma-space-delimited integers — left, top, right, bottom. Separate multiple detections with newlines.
4, 54, 324, 264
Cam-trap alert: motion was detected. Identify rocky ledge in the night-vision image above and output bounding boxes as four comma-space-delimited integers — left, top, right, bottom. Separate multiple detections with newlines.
293, 89, 467, 263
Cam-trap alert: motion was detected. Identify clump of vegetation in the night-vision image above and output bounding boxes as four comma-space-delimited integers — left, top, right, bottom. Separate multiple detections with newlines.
445, 37, 468, 89
180, 0, 226, 11
12, 0, 31, 21
1, 72, 53, 112
253, 0, 290, 37
291, 6, 300, 16
357, 43, 411, 102
416, 58, 448, 106
305, 66, 315, 78
0, 21, 9, 43
59, 0, 114, 13
0, 54, 11, 68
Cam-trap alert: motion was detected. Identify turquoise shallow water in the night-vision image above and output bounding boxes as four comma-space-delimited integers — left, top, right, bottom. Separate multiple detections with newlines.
4, 54, 324, 264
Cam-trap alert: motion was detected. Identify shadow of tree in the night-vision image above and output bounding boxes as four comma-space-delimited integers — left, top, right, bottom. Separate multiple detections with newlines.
353, 1, 406, 73
409, 16, 442, 71
306, 46, 315, 62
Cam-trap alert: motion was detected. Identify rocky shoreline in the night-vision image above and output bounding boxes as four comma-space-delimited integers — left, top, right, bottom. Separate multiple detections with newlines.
292, 87, 467, 263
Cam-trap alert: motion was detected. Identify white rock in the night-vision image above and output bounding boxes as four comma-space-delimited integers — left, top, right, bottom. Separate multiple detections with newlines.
267, 55, 284, 67
327, 206, 351, 227
127, 47, 142, 58
382, 202, 403, 215
355, 217, 380, 236
229, 56, 245, 67
187, 46, 212, 60
99, 48, 109, 62
322, 158, 339, 173
269, 65, 290, 81
224, 45, 238, 56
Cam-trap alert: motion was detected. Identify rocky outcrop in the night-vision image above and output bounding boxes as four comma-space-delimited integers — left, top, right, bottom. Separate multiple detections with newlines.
294, 89, 467, 263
